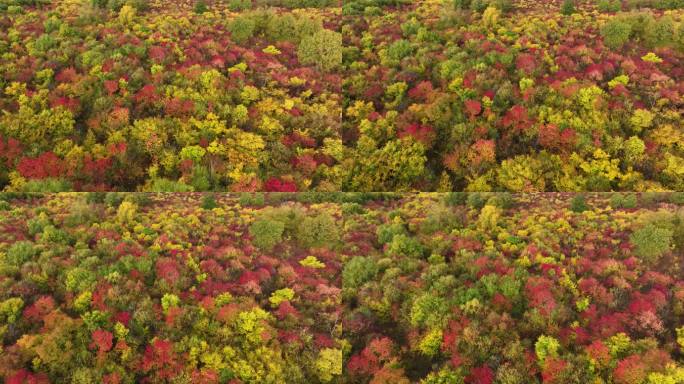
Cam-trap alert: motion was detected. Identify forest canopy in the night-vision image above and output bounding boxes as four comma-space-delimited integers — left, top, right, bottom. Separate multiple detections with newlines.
0, 0, 683, 191
0, 192, 682, 382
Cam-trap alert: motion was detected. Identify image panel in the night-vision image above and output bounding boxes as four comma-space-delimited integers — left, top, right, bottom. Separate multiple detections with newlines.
0, 192, 348, 383
341, 192, 684, 383
0, 192, 683, 382
341, 0, 684, 191
0, 0, 342, 192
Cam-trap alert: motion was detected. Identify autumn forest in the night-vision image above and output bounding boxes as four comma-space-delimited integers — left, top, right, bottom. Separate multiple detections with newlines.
0, 192, 683, 383
0, 0, 682, 191
0, 0, 683, 383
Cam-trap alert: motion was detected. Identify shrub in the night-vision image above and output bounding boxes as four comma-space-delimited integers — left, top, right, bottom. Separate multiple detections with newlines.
492, 0, 513, 12
27, 213, 50, 236
452, 0, 471, 9
623, 136, 645, 165
640, 192, 669, 206
341, 202, 365, 215
418, 329, 443, 356
386, 234, 424, 258
266, 13, 323, 43
65, 200, 97, 227
297, 29, 342, 72
127, 0, 149, 11
614, 355, 647, 384
610, 193, 638, 209
535, 335, 560, 363
363, 6, 382, 16
239, 193, 265, 206
487, 193, 514, 209
470, 0, 489, 12
630, 109, 654, 133
229, 17, 256, 44
0, 297, 24, 324
161, 293, 180, 313
385, 39, 413, 62
201, 195, 218, 210
670, 192, 684, 205
598, 0, 621, 12
401, 17, 421, 36
410, 293, 448, 328
561, 0, 576, 14
348, 139, 427, 191
630, 224, 672, 264
74, 291, 92, 313
570, 195, 590, 213
124, 193, 151, 207
193, 0, 208, 13
497, 154, 546, 192
118, 4, 136, 25
249, 219, 285, 251
644, 16, 675, 48
256, 206, 306, 235
477, 204, 500, 231
296, 213, 339, 248
420, 204, 463, 234
104, 192, 125, 208
85, 192, 106, 204
65, 267, 96, 292
445, 192, 467, 206
377, 222, 407, 244
90, 0, 148, 11
640, 52, 662, 63
144, 178, 193, 192
20, 178, 72, 193
482, 6, 501, 27
467, 193, 488, 210
269, 288, 295, 307
299, 255, 325, 269
228, 0, 251, 11
342, 256, 377, 289
33, 34, 55, 53
601, 19, 632, 49
91, 0, 109, 8
116, 201, 137, 225
5, 241, 38, 266
40, 225, 71, 245
315, 348, 342, 383
190, 166, 212, 191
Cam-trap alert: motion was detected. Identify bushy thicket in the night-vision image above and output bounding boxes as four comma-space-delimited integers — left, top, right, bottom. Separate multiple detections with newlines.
0, 193, 683, 382
90, 0, 149, 11
254, 0, 336, 8
342, 0, 412, 15
0, 193, 347, 383
341, 0, 684, 192
601, 11, 679, 49
0, 1, 343, 192
340, 193, 684, 383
